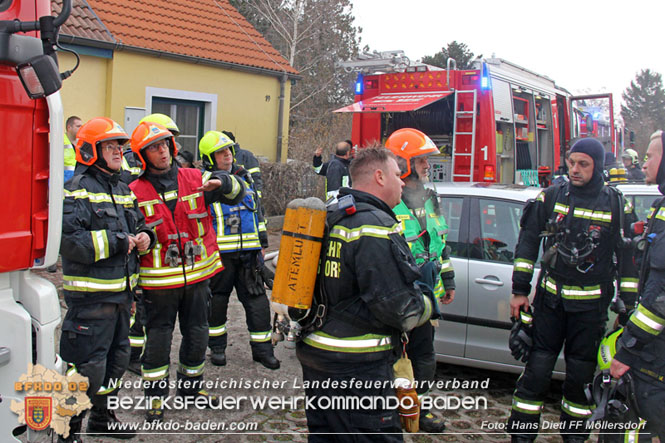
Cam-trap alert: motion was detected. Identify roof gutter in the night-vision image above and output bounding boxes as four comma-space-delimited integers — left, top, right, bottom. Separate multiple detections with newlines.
58, 34, 301, 80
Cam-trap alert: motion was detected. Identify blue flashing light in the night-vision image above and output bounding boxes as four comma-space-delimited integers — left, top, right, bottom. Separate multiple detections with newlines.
355, 74, 364, 95
481, 63, 491, 91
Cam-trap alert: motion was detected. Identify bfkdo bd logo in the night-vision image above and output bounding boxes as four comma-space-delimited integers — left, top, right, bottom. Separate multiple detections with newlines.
24, 397, 52, 431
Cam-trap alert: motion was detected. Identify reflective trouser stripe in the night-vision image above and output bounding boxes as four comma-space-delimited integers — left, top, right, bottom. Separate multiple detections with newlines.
512, 396, 543, 414
97, 382, 118, 396
561, 397, 593, 418
625, 419, 646, 443
249, 331, 271, 343
142, 365, 169, 381
303, 332, 392, 353
129, 336, 145, 347
178, 362, 204, 377
620, 278, 639, 293
209, 324, 227, 337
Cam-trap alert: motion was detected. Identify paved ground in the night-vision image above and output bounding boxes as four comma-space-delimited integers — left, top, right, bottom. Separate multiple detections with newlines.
24, 226, 573, 443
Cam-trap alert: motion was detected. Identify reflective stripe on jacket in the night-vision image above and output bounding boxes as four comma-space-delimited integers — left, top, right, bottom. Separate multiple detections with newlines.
131, 168, 223, 289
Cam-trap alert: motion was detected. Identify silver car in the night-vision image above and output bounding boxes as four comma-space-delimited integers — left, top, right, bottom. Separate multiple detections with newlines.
430, 182, 661, 376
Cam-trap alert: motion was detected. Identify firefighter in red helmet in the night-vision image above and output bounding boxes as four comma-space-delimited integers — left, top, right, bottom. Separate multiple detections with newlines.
128, 121, 245, 422
58, 117, 155, 442
385, 128, 455, 433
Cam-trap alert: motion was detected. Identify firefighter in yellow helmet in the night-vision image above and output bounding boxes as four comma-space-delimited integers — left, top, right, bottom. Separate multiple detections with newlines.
120, 113, 180, 185
385, 128, 455, 433
128, 122, 245, 422
199, 131, 277, 369
58, 117, 155, 441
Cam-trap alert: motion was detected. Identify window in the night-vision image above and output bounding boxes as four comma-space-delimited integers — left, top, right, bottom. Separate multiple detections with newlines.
145, 87, 217, 160
152, 98, 204, 157
475, 199, 523, 263
631, 194, 660, 222
438, 197, 464, 257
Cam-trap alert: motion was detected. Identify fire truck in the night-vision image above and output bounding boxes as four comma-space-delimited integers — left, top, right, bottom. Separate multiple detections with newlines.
335, 54, 618, 185
0, 0, 71, 439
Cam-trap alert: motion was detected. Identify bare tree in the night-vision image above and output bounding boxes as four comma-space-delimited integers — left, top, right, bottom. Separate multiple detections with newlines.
231, 0, 359, 126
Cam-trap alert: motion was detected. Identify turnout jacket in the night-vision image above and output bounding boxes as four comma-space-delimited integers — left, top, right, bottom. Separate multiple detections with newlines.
297, 188, 431, 372
130, 165, 245, 289
61, 166, 154, 305
512, 181, 637, 311
616, 197, 665, 385
324, 156, 351, 199
394, 184, 455, 300
209, 164, 268, 253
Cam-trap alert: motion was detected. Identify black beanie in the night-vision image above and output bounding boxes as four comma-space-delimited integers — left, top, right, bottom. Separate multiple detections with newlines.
570, 138, 605, 177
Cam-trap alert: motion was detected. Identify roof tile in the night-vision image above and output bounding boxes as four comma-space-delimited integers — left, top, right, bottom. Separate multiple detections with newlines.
53, 0, 297, 75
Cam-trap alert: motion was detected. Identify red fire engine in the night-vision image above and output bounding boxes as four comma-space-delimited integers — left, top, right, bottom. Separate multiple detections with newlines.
0, 0, 71, 438
335, 54, 618, 185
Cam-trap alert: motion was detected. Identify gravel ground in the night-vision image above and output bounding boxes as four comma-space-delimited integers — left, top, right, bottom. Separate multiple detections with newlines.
23, 227, 574, 443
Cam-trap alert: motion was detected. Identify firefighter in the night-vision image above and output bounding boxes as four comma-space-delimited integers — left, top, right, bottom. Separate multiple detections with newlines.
129, 122, 245, 422
198, 131, 278, 369
610, 130, 665, 441
621, 149, 646, 181
121, 113, 180, 376
296, 147, 432, 440
324, 141, 353, 199
120, 113, 179, 185
385, 128, 454, 433
58, 117, 155, 441
221, 130, 264, 199
508, 138, 637, 442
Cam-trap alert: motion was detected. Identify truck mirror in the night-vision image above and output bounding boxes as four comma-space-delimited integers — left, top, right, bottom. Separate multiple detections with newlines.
16, 55, 62, 99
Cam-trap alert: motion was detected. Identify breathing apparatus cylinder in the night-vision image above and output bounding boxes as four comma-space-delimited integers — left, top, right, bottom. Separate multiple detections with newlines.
271, 197, 327, 322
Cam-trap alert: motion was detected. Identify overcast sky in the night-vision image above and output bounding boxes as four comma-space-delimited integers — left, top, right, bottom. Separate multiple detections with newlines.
351, 0, 664, 107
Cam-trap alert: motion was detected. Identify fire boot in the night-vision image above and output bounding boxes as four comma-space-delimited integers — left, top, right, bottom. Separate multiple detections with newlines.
419, 410, 446, 433
145, 398, 164, 423
251, 344, 280, 370
210, 348, 226, 366
86, 405, 136, 439
175, 388, 221, 408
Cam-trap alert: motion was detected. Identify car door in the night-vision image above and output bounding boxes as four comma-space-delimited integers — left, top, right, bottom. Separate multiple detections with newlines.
433, 195, 467, 358
464, 196, 565, 371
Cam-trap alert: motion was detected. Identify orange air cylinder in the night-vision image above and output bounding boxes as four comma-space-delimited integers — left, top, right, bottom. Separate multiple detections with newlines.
271, 197, 327, 311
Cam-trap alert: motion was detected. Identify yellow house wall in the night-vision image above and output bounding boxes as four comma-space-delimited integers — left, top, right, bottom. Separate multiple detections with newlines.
108, 52, 290, 162
59, 50, 292, 162
58, 52, 109, 125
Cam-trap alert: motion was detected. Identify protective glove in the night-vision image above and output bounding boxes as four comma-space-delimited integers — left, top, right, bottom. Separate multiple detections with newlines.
509, 308, 533, 363
239, 252, 266, 296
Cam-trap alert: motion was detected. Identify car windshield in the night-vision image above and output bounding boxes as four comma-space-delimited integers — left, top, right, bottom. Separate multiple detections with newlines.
630, 194, 660, 222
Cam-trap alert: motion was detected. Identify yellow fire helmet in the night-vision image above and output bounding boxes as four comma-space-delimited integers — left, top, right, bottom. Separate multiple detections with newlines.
597, 327, 623, 371
198, 130, 236, 170
139, 113, 180, 136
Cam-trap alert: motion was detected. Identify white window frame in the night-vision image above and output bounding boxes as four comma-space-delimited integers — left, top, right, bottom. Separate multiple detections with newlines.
145, 87, 217, 132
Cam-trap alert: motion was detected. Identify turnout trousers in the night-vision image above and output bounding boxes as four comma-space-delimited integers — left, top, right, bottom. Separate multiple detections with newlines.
508, 288, 607, 441
141, 280, 211, 397
59, 300, 131, 426
301, 361, 403, 442
208, 252, 272, 356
